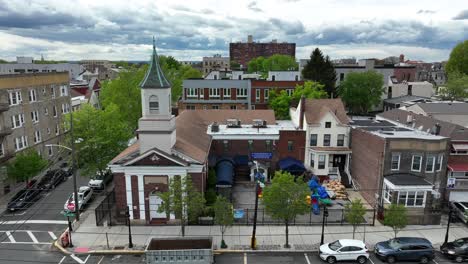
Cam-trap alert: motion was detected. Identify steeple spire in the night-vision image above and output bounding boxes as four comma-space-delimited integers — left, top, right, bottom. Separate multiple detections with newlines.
140, 36, 171, 89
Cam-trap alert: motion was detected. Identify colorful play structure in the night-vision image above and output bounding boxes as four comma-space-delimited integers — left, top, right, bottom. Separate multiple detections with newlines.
307, 176, 332, 215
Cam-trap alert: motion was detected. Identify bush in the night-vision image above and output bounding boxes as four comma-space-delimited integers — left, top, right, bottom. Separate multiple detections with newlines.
207, 168, 216, 189
203, 205, 215, 217
205, 189, 217, 205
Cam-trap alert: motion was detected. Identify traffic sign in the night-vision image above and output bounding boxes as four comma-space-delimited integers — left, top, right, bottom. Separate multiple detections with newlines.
67, 203, 76, 212
61, 210, 75, 217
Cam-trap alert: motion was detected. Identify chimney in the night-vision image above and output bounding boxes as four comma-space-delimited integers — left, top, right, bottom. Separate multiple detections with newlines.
298, 95, 305, 129
399, 54, 405, 63
435, 123, 441, 135
211, 122, 219, 132
406, 114, 413, 124
247, 35, 253, 43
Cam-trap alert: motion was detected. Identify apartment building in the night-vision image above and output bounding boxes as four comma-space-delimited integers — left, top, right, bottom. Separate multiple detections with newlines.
0, 72, 71, 195
202, 55, 230, 76
79, 60, 116, 80
0, 57, 83, 80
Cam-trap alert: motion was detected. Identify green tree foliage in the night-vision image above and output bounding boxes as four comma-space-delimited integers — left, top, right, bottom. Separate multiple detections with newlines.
158, 176, 205, 236
113, 61, 129, 68
262, 171, 310, 248
384, 204, 408, 238
7, 150, 48, 185
213, 196, 234, 248
100, 66, 146, 132
230, 60, 241, 70
344, 199, 366, 238
67, 104, 132, 177
0, 59, 9, 63
247, 55, 298, 77
34, 60, 67, 64
338, 70, 385, 114
439, 71, 468, 101
302, 48, 337, 97
446, 40, 468, 75
268, 81, 327, 119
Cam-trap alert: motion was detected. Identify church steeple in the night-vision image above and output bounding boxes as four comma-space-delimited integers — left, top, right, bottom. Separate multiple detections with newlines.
140, 36, 171, 89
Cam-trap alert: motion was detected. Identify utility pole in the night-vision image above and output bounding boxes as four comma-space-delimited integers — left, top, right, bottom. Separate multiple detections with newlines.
444, 208, 453, 245
70, 110, 80, 221
320, 206, 328, 245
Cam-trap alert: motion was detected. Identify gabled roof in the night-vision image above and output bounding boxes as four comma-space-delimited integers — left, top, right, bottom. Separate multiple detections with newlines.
140, 37, 171, 89
304, 98, 349, 125
415, 102, 468, 114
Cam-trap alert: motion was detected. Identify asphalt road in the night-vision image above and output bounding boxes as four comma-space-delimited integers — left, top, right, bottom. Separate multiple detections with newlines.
0, 171, 92, 264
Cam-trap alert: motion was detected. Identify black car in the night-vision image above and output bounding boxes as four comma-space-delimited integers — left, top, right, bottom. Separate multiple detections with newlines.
441, 238, 468, 263
7, 188, 43, 211
38, 169, 66, 190
375, 237, 435, 263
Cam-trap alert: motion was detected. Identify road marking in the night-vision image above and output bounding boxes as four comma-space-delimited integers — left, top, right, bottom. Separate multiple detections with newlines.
97, 256, 105, 264
244, 253, 247, 264
433, 258, 439, 264
49, 231, 57, 240
0, 220, 68, 225
58, 256, 66, 264
70, 254, 90, 264
368, 256, 375, 264
304, 253, 311, 264
5, 231, 15, 243
27, 231, 39, 243
1, 241, 51, 245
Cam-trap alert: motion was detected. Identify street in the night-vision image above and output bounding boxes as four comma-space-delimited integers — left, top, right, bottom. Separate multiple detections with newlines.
0, 172, 91, 264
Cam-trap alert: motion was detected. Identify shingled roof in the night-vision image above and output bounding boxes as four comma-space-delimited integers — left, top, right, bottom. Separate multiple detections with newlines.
304, 98, 349, 125
139, 37, 171, 89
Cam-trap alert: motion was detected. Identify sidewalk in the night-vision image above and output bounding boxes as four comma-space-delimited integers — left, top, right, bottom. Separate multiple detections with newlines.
64, 213, 468, 254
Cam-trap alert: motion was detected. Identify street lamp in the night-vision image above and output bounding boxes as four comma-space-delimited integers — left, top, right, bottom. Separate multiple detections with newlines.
444, 207, 455, 245
125, 206, 134, 248
250, 160, 261, 250
320, 206, 329, 245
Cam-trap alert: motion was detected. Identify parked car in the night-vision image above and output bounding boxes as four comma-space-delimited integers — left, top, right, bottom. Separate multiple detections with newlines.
88, 170, 113, 190
63, 186, 93, 212
38, 169, 66, 190
441, 238, 468, 263
319, 239, 369, 264
7, 188, 43, 211
375, 237, 435, 263
452, 202, 468, 224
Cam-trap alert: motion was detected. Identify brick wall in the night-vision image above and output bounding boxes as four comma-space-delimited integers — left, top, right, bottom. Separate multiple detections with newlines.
143, 175, 169, 222
394, 67, 416, 82
114, 173, 126, 210
277, 130, 306, 163
177, 102, 248, 112
229, 42, 296, 67
131, 175, 139, 219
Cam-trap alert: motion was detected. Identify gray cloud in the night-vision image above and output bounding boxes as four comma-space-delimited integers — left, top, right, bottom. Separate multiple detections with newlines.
247, 1, 263, 12
453, 10, 468, 20
417, 9, 436, 14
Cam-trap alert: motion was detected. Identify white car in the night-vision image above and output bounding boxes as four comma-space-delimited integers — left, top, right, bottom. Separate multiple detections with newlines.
64, 186, 93, 212
319, 239, 369, 264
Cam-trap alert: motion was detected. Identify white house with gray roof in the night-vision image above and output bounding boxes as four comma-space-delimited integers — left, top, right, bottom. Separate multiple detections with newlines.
406, 102, 468, 127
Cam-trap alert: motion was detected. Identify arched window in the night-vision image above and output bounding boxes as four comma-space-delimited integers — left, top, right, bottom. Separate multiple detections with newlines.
149, 95, 159, 114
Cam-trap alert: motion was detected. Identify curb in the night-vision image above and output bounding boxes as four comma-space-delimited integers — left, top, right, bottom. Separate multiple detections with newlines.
87, 250, 145, 255
214, 249, 318, 254
53, 240, 72, 255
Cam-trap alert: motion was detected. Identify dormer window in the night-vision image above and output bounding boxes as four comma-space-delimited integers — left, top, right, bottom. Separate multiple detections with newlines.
149, 95, 159, 114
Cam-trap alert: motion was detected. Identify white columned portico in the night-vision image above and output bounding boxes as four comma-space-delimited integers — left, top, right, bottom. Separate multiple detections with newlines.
125, 175, 133, 219
138, 175, 145, 218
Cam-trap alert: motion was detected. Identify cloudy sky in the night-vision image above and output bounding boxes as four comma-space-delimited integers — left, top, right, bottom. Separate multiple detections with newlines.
0, 0, 466, 62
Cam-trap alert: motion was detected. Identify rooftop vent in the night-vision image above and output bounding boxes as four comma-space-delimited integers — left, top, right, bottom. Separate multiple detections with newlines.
226, 119, 241, 128
406, 115, 413, 124
252, 119, 267, 128
211, 122, 219, 132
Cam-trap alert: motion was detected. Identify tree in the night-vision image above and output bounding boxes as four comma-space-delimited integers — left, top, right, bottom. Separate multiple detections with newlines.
262, 171, 310, 248
439, 71, 468, 101
338, 70, 385, 114
384, 204, 408, 238
446, 40, 468, 75
213, 196, 234, 248
247, 55, 298, 77
66, 104, 132, 177
268, 81, 327, 119
159, 176, 205, 236
7, 150, 48, 186
344, 199, 366, 239
302, 48, 337, 97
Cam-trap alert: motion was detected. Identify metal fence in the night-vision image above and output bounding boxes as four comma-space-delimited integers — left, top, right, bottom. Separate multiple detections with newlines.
95, 189, 116, 226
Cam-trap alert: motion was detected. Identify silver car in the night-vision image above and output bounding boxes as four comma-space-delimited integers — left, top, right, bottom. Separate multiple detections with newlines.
64, 186, 93, 212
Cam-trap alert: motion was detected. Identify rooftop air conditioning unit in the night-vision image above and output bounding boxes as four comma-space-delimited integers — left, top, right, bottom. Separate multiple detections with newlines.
211, 122, 219, 132
226, 119, 241, 128
252, 119, 267, 128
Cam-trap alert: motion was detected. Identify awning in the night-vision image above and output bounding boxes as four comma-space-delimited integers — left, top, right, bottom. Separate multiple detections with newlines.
216, 159, 234, 187
448, 163, 468, 172
453, 144, 468, 151
278, 157, 306, 175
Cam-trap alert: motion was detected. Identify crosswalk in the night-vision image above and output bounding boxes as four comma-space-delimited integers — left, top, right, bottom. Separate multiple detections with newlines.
0, 230, 58, 245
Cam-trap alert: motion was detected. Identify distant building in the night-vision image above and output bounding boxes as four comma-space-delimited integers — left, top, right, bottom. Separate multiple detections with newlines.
229, 35, 296, 69
406, 102, 468, 127
79, 60, 117, 80
383, 95, 433, 111
0, 72, 71, 196
180, 61, 202, 72
0, 57, 83, 80
202, 55, 230, 76
267, 71, 301, 81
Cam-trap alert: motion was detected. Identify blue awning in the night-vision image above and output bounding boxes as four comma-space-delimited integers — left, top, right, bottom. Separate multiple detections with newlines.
279, 157, 306, 174
216, 159, 234, 186
234, 155, 249, 166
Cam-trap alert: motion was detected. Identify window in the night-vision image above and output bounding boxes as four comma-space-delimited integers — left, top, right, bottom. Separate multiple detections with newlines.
149, 95, 159, 114
0, 143, 3, 157
236, 88, 247, 98
251, 105, 255, 110
266, 140, 272, 151
323, 134, 331, 146
255, 89, 260, 102
209, 88, 220, 98
50, 86, 56, 98
286, 89, 293, 96
264, 89, 269, 102
310, 153, 315, 168
436, 154, 443, 171
55, 124, 59, 135
318, 155, 326, 169
8, 90, 22, 106
408, 85, 413, 96
287, 141, 293, 152
337, 134, 345, 147
223, 140, 229, 152
248, 140, 253, 151
411, 155, 422, 172
44, 107, 48, 116
187, 88, 197, 98
48, 146, 53, 156
391, 154, 400, 171
61, 104, 70, 114
11, 114, 25, 128
212, 105, 219, 109
425, 155, 435, 172
31, 110, 39, 123
14, 136, 28, 151
223, 88, 231, 99
60, 85, 68, 96
29, 89, 37, 102
199, 88, 204, 98
340, 73, 345, 81
230, 105, 237, 110
295, 75, 299, 81
271, 75, 275, 81
383, 184, 393, 203
388, 86, 392, 99
185, 105, 195, 110
310, 134, 318, 146
53, 106, 57, 117
325, 122, 331, 128
397, 190, 425, 207
33, 130, 42, 144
